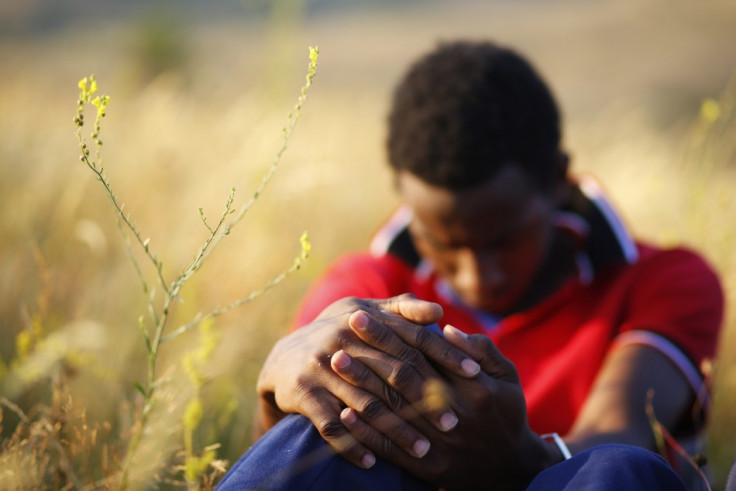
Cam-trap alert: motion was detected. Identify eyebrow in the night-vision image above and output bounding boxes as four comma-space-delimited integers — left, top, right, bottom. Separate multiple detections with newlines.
411, 222, 505, 250
412, 210, 538, 250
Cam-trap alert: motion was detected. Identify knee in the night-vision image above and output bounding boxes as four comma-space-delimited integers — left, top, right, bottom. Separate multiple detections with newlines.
528, 444, 686, 491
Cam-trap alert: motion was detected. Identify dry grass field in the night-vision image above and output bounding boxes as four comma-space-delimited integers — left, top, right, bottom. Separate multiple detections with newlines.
1, 0, 736, 488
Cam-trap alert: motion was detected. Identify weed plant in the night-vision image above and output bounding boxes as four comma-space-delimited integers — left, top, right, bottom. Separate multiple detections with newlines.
688, 78, 736, 488
0, 46, 318, 489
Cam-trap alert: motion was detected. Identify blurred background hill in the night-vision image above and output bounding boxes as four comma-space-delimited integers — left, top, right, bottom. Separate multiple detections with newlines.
1, 0, 736, 487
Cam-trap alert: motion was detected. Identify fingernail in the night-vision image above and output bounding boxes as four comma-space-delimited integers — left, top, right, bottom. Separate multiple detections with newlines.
413, 439, 430, 458
362, 453, 376, 469
461, 358, 481, 376
350, 311, 370, 330
332, 350, 351, 370
439, 412, 458, 431
444, 324, 467, 338
341, 407, 356, 424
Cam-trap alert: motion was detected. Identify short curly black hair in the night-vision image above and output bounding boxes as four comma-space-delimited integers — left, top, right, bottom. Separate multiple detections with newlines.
387, 40, 562, 191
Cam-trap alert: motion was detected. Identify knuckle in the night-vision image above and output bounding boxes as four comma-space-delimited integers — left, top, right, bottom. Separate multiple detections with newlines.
387, 362, 417, 392
392, 293, 415, 310
294, 380, 319, 406
345, 360, 371, 385
357, 396, 386, 421
316, 417, 347, 440
332, 296, 363, 315
382, 385, 406, 412
473, 333, 494, 350
293, 372, 314, 393
386, 421, 415, 447
399, 345, 426, 370
321, 297, 352, 317
439, 344, 461, 365
346, 296, 369, 310
378, 434, 396, 458
381, 295, 409, 317
367, 320, 391, 344
333, 327, 352, 347
411, 325, 433, 348
339, 296, 359, 307
410, 326, 454, 363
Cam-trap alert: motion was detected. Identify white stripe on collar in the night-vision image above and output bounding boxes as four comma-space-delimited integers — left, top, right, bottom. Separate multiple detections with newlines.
579, 177, 639, 264
370, 206, 413, 257
415, 258, 435, 281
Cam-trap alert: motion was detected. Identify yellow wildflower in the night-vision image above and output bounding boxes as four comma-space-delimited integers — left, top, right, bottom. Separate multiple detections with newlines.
700, 98, 720, 123
183, 397, 204, 432
299, 231, 311, 260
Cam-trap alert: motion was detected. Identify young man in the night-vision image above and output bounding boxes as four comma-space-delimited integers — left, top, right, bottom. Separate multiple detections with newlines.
219, 41, 723, 489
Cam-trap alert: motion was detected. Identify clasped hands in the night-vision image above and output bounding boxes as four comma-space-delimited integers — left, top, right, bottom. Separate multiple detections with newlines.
256, 294, 560, 489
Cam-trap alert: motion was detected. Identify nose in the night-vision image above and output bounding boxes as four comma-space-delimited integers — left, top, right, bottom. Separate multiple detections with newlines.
454, 248, 506, 296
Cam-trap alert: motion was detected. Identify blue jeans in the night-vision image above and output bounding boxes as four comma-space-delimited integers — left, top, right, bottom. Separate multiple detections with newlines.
217, 414, 686, 490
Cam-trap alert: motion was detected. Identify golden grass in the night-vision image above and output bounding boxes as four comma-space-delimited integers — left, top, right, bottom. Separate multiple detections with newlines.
1, 1, 736, 487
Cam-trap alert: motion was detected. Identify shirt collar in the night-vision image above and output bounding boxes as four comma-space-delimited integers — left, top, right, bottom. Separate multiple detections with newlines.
371, 175, 638, 278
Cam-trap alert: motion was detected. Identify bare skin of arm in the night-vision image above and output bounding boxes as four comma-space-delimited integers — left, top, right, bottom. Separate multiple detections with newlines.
332, 315, 696, 489
564, 343, 694, 454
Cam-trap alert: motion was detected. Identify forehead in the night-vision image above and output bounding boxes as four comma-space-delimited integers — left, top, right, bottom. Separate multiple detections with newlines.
397, 167, 549, 245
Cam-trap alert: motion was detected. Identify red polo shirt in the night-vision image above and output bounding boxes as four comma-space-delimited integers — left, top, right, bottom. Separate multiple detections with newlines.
292, 179, 724, 435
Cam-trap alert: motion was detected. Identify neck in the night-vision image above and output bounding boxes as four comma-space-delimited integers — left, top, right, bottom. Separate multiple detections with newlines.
509, 229, 578, 314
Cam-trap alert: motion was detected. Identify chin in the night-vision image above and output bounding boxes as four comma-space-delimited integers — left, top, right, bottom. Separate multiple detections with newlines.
463, 295, 514, 316
480, 304, 511, 316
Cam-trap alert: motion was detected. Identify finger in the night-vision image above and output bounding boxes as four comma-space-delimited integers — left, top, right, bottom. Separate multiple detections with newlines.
331, 350, 415, 416
349, 310, 445, 380
329, 354, 432, 458
369, 293, 444, 325
299, 387, 376, 469
443, 324, 519, 384
340, 407, 431, 465
350, 310, 481, 379
332, 349, 458, 432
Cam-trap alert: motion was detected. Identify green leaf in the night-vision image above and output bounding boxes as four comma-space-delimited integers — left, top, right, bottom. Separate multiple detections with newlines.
134, 382, 146, 397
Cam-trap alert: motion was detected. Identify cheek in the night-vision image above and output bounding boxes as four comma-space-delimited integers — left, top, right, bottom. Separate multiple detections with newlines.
502, 229, 552, 285
414, 240, 458, 275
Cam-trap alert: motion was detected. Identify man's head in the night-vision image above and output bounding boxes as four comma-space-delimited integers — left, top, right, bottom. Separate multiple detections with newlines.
388, 41, 571, 314
387, 40, 563, 191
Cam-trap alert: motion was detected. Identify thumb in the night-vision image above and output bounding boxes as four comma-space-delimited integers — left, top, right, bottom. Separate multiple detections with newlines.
370, 293, 444, 325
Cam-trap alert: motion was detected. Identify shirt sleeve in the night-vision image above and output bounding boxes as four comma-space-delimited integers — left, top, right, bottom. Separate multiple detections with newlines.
614, 247, 724, 405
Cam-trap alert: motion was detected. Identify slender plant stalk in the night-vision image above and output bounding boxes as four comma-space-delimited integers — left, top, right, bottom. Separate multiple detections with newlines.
645, 389, 712, 491
74, 46, 319, 489
195, 46, 320, 269
162, 234, 310, 342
